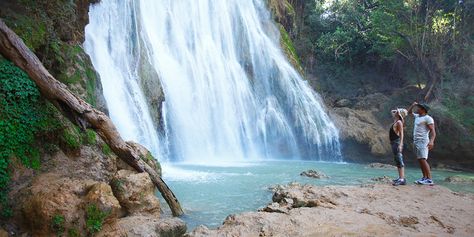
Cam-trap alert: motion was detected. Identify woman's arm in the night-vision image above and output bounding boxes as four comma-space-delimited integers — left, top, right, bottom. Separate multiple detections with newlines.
398, 121, 404, 152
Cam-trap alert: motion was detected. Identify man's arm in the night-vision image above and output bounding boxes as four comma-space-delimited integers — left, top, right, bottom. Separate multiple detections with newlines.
427, 124, 436, 150
407, 102, 418, 115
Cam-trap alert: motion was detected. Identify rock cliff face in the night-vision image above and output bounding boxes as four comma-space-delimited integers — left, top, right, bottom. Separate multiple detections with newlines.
0, 0, 107, 113
268, 0, 391, 162
269, 0, 474, 170
321, 81, 474, 170
0, 1, 185, 235
267, 0, 303, 73
7, 143, 185, 236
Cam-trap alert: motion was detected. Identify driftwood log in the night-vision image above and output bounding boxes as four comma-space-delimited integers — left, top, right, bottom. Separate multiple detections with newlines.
0, 19, 184, 216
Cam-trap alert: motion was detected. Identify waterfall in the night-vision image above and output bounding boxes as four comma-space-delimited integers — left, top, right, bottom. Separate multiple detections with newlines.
84, 0, 341, 162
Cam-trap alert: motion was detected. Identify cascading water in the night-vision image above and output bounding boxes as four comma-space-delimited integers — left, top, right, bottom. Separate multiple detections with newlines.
84, 0, 341, 162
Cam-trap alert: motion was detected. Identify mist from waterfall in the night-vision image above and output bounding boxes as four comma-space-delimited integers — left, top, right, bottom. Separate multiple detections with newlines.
84, 0, 341, 162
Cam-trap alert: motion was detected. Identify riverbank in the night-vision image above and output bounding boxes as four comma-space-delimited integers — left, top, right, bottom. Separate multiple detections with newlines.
161, 161, 474, 231
187, 182, 474, 237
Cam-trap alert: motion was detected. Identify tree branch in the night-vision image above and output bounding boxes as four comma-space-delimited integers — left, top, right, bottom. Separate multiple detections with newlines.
0, 19, 184, 216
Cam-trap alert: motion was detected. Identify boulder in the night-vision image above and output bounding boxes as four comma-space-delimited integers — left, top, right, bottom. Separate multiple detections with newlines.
366, 163, 396, 169
329, 107, 390, 159
300, 170, 328, 179
15, 173, 94, 236
110, 170, 160, 216
444, 175, 474, 183
85, 182, 123, 219
271, 183, 340, 209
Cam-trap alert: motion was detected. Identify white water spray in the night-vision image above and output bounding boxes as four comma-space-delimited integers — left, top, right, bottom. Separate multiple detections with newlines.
85, 0, 341, 162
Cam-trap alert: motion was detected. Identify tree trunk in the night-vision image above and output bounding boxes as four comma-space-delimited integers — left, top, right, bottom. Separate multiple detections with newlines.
0, 19, 184, 216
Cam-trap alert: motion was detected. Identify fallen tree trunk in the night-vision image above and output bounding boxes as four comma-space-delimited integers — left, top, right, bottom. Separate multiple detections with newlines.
0, 19, 184, 216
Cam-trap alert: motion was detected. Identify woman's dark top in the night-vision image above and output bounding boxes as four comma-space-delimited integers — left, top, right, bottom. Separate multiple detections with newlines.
389, 120, 402, 142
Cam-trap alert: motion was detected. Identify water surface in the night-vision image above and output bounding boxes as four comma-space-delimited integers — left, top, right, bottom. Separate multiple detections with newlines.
160, 160, 474, 230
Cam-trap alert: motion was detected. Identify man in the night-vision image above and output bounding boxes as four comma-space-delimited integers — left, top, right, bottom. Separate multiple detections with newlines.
407, 102, 436, 185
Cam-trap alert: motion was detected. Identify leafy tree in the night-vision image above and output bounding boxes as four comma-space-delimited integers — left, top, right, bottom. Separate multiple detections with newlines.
292, 0, 472, 101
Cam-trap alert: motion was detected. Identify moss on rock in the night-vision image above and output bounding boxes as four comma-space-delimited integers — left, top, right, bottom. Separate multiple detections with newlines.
0, 0, 107, 113
278, 24, 303, 73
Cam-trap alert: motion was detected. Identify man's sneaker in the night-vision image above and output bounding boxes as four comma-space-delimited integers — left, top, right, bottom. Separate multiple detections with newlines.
415, 177, 426, 184
419, 178, 434, 185
392, 178, 400, 182
392, 179, 406, 186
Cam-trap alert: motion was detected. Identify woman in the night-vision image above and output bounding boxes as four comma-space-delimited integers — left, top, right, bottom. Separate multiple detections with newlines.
390, 108, 408, 186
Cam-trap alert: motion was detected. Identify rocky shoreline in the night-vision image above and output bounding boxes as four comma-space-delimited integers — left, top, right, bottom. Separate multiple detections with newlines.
187, 183, 474, 237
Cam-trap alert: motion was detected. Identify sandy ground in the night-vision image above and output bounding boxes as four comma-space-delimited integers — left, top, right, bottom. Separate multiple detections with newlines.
187, 183, 474, 237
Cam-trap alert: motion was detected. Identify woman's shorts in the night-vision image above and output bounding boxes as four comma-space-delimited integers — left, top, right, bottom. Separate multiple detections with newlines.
391, 139, 404, 168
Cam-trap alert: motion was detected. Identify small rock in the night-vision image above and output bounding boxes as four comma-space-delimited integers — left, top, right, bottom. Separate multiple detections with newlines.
271, 183, 337, 209
334, 98, 351, 107
366, 163, 396, 169
267, 184, 284, 192
371, 176, 392, 183
399, 216, 419, 228
444, 175, 474, 183
300, 170, 328, 179
356, 208, 371, 214
260, 202, 289, 214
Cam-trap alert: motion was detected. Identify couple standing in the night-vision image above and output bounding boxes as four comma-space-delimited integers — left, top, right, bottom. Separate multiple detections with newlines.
390, 102, 437, 186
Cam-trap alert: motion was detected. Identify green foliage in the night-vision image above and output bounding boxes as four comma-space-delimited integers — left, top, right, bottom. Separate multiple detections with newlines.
102, 144, 112, 157
51, 214, 65, 236
279, 24, 303, 71
85, 204, 109, 234
3, 0, 100, 109
5, 15, 47, 50
67, 228, 80, 237
66, 71, 83, 85
61, 126, 82, 151
298, 0, 471, 69
146, 152, 154, 162
0, 59, 58, 216
57, 44, 87, 85
83, 129, 97, 145
268, 0, 296, 21
85, 70, 97, 106
442, 95, 474, 133
288, 0, 474, 119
